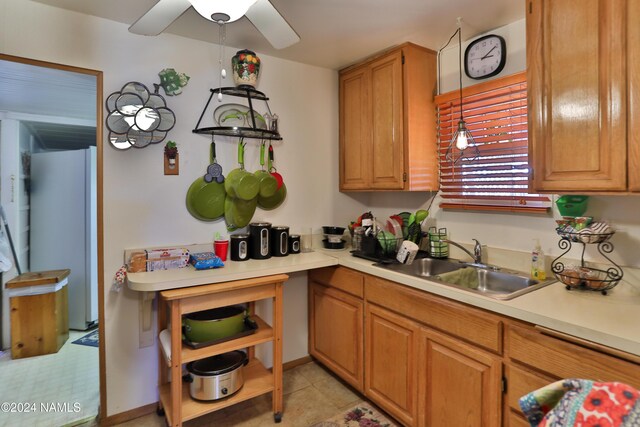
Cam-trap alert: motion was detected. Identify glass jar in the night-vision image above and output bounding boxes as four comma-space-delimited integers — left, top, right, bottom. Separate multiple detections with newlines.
352, 226, 364, 252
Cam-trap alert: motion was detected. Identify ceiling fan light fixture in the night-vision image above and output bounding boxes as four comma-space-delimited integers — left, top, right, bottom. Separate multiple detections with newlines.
189, 0, 258, 23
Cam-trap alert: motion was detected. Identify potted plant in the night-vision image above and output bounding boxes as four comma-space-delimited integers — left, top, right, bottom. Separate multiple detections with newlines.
164, 141, 178, 167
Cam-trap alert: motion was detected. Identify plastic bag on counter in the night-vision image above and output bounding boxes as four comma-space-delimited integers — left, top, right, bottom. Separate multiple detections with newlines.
190, 252, 225, 270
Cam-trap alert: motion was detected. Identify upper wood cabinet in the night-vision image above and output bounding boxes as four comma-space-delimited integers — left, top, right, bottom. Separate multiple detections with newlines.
339, 43, 438, 191
527, 0, 631, 192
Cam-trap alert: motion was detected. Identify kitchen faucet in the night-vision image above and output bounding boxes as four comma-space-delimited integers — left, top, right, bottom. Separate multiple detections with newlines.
442, 238, 483, 265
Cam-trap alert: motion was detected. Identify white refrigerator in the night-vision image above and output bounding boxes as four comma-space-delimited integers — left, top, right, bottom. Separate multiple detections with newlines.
30, 147, 98, 330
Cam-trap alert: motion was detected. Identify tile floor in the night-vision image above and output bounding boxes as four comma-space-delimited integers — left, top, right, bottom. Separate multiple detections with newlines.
0, 330, 99, 427
102, 361, 388, 427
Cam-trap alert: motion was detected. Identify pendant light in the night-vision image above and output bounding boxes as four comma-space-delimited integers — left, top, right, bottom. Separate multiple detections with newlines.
189, 0, 257, 23
445, 23, 479, 164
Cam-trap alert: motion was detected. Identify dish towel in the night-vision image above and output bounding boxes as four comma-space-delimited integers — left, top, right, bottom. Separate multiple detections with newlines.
519, 378, 640, 426
436, 267, 479, 289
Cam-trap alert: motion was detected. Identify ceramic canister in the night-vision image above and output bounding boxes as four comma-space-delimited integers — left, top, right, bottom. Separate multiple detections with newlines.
230, 234, 250, 261
232, 50, 261, 88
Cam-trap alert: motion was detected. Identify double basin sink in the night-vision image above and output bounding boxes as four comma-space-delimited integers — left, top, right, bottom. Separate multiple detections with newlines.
375, 257, 556, 300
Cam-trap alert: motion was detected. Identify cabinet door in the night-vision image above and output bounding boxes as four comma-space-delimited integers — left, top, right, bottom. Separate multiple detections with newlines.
369, 50, 405, 189
418, 328, 502, 427
308, 282, 364, 391
505, 364, 556, 427
365, 303, 418, 426
339, 65, 371, 190
527, 0, 627, 192
629, 0, 640, 191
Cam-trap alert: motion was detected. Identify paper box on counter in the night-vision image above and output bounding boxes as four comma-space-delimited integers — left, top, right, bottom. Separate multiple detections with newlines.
128, 248, 190, 272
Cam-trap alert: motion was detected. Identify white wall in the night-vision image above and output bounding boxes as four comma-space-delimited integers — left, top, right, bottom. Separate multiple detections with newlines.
0, 0, 365, 416
439, 19, 527, 94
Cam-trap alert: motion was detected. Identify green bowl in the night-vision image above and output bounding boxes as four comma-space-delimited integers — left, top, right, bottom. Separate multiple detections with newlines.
556, 195, 589, 217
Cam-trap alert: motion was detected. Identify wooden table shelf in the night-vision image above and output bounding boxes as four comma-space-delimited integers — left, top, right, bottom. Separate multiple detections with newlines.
159, 315, 274, 366
159, 359, 274, 424
157, 274, 288, 427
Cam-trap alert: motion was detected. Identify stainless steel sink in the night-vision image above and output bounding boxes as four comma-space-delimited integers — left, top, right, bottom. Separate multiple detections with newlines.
374, 258, 556, 300
376, 257, 467, 277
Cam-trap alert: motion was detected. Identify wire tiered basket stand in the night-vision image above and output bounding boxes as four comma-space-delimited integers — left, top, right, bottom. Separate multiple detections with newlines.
551, 227, 623, 295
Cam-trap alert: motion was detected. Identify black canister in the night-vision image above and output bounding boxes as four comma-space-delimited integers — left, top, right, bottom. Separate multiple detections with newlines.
288, 235, 301, 254
271, 226, 289, 257
230, 234, 250, 261
249, 222, 272, 259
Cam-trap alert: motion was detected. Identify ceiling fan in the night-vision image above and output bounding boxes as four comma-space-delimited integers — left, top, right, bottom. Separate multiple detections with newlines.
129, 0, 300, 49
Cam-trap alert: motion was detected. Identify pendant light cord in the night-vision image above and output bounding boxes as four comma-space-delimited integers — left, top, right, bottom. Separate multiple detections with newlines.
458, 27, 464, 122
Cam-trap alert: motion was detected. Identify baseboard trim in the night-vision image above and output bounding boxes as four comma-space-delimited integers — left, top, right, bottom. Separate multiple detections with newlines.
283, 355, 313, 371
100, 402, 156, 426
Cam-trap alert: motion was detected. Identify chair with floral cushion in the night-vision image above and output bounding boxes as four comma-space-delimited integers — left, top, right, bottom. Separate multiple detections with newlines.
519, 378, 640, 426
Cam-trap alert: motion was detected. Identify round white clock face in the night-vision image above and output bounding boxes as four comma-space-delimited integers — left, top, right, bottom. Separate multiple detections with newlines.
464, 35, 506, 80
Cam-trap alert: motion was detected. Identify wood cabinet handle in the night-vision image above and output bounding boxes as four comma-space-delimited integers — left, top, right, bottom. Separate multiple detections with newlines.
534, 325, 640, 365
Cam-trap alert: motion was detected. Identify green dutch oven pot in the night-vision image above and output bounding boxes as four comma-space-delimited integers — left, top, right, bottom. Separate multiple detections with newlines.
182, 306, 247, 343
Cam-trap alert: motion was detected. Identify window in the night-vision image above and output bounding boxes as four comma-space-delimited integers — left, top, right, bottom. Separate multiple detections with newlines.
435, 72, 550, 213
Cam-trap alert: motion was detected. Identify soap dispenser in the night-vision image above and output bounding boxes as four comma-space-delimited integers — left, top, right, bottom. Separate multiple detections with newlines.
531, 239, 546, 280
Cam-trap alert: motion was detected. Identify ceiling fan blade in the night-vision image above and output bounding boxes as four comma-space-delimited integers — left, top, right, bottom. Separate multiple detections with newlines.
129, 0, 192, 36
245, 0, 300, 49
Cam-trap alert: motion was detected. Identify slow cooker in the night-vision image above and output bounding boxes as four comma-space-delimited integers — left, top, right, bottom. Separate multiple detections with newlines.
186, 350, 248, 401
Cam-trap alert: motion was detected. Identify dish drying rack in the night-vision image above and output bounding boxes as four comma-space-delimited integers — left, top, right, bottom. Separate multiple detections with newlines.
551, 227, 623, 295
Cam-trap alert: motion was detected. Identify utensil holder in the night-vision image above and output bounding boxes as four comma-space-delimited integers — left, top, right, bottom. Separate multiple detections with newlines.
428, 227, 449, 259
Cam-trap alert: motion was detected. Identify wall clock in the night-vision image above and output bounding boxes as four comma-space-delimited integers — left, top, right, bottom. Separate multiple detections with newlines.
464, 34, 507, 80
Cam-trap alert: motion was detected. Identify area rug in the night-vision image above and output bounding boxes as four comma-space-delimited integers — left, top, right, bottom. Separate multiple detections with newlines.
310, 402, 397, 427
72, 329, 99, 348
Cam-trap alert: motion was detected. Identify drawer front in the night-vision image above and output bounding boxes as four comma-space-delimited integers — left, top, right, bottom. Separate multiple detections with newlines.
366, 275, 503, 353
507, 411, 530, 427
309, 267, 364, 298
507, 325, 640, 389
506, 364, 556, 411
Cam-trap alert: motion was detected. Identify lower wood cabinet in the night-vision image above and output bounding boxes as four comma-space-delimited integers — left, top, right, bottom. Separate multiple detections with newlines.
308, 267, 640, 427
308, 281, 364, 391
504, 364, 556, 427
418, 328, 502, 427
365, 303, 419, 426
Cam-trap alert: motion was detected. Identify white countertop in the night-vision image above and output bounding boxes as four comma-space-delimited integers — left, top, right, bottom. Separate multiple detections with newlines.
126, 250, 338, 291
127, 246, 640, 357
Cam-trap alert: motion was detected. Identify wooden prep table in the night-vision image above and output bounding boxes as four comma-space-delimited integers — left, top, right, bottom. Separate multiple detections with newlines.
156, 274, 287, 427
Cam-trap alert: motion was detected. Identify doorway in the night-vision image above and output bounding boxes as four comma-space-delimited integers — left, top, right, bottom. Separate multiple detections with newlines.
0, 54, 104, 426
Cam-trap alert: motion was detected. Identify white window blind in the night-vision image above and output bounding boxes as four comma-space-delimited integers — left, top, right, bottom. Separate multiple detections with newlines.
435, 72, 550, 213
